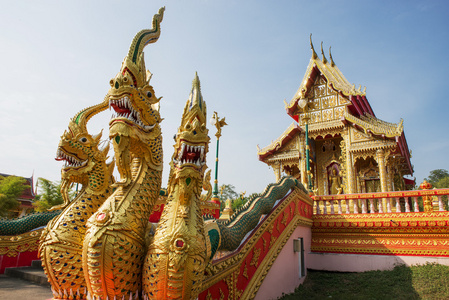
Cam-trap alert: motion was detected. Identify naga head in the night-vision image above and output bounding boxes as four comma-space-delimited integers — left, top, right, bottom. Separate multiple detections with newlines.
108, 7, 164, 165
169, 72, 210, 200
55, 99, 110, 208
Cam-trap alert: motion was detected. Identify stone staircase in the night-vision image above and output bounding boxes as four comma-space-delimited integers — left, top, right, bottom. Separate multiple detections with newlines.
4, 260, 50, 286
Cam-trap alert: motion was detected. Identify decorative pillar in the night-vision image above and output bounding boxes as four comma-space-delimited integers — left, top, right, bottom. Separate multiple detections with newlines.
299, 134, 307, 187
323, 166, 328, 195
386, 164, 394, 192
273, 161, 281, 182
376, 149, 388, 211
356, 173, 361, 193
344, 128, 355, 194
419, 180, 433, 212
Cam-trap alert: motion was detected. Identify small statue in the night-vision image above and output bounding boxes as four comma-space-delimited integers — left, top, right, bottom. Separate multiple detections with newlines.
329, 168, 342, 195
225, 198, 232, 209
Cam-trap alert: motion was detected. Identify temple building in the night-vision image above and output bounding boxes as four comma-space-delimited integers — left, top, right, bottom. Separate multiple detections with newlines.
257, 40, 414, 196
0, 173, 36, 217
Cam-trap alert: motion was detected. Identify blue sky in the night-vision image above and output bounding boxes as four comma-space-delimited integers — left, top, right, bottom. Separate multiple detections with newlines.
0, 1, 448, 195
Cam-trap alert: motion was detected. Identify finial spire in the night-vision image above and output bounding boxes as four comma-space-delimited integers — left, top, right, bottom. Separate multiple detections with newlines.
310, 34, 317, 59
329, 46, 335, 67
188, 71, 204, 111
321, 42, 327, 64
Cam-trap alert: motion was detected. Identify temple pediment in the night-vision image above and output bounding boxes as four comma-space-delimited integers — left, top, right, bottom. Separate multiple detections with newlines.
286, 37, 375, 124
257, 123, 300, 161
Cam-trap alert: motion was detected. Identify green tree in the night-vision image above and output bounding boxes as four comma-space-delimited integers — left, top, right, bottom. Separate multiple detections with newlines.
231, 197, 247, 211
218, 184, 238, 211
0, 175, 28, 218
424, 169, 449, 187
435, 177, 449, 189
232, 192, 259, 211
33, 178, 73, 212
219, 184, 238, 202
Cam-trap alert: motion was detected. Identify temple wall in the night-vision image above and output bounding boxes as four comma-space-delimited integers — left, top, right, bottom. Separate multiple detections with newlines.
308, 252, 449, 272
254, 226, 311, 300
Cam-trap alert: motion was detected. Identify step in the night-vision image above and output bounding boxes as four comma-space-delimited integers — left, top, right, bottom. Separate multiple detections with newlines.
4, 266, 50, 286
31, 259, 43, 269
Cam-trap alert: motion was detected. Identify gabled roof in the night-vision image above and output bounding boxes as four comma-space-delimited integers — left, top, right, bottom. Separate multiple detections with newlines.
342, 112, 403, 139
340, 113, 412, 175
257, 123, 300, 161
285, 36, 374, 120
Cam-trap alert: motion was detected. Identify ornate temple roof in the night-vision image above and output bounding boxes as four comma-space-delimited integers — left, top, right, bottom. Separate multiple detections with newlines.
258, 36, 413, 175
342, 112, 403, 138
257, 123, 300, 161
286, 36, 374, 120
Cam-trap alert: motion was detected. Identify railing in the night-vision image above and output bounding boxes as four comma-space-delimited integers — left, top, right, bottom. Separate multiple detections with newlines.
312, 188, 449, 215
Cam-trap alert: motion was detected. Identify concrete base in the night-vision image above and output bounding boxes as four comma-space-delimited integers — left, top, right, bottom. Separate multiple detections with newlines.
308, 252, 449, 272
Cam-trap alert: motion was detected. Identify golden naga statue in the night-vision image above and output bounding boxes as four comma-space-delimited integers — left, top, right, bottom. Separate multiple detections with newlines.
82, 7, 165, 300
39, 100, 115, 300
143, 73, 211, 299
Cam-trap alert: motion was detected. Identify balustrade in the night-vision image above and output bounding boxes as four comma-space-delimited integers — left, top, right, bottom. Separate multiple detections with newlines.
312, 188, 449, 215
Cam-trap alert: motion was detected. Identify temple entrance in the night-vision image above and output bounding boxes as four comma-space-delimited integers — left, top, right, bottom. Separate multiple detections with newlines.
365, 179, 381, 193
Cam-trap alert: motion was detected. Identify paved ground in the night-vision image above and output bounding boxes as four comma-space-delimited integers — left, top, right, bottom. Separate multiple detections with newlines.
0, 275, 53, 300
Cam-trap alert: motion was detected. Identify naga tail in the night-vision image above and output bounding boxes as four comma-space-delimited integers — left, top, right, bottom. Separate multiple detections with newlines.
127, 7, 165, 64
209, 176, 302, 254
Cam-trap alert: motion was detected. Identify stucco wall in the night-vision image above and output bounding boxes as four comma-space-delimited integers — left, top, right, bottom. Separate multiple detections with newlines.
254, 225, 311, 300
308, 252, 449, 272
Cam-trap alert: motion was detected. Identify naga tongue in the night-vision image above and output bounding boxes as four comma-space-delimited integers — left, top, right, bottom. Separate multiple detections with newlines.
186, 152, 196, 160
111, 103, 131, 115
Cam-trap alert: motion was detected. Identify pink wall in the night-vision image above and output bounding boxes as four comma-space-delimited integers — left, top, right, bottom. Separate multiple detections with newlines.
255, 226, 311, 300
308, 252, 449, 272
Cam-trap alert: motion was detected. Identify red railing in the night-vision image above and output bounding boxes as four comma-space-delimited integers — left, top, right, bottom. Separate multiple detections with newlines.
312, 188, 449, 214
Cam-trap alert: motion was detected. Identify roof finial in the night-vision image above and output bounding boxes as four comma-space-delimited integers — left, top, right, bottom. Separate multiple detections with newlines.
321, 42, 327, 64
329, 46, 335, 67
310, 34, 317, 59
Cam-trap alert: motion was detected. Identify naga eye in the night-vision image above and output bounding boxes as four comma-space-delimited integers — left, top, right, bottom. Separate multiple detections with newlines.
147, 91, 152, 98
79, 137, 88, 143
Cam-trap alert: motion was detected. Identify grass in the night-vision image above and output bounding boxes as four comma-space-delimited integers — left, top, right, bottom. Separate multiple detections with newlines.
279, 263, 449, 300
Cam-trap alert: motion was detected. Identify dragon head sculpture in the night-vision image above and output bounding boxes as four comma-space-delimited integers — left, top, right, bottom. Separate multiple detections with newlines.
108, 7, 164, 184
54, 99, 111, 210
169, 72, 210, 203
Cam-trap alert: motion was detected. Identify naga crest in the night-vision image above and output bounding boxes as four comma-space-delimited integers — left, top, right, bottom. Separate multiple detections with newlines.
108, 7, 164, 166
54, 99, 110, 209
169, 72, 210, 202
